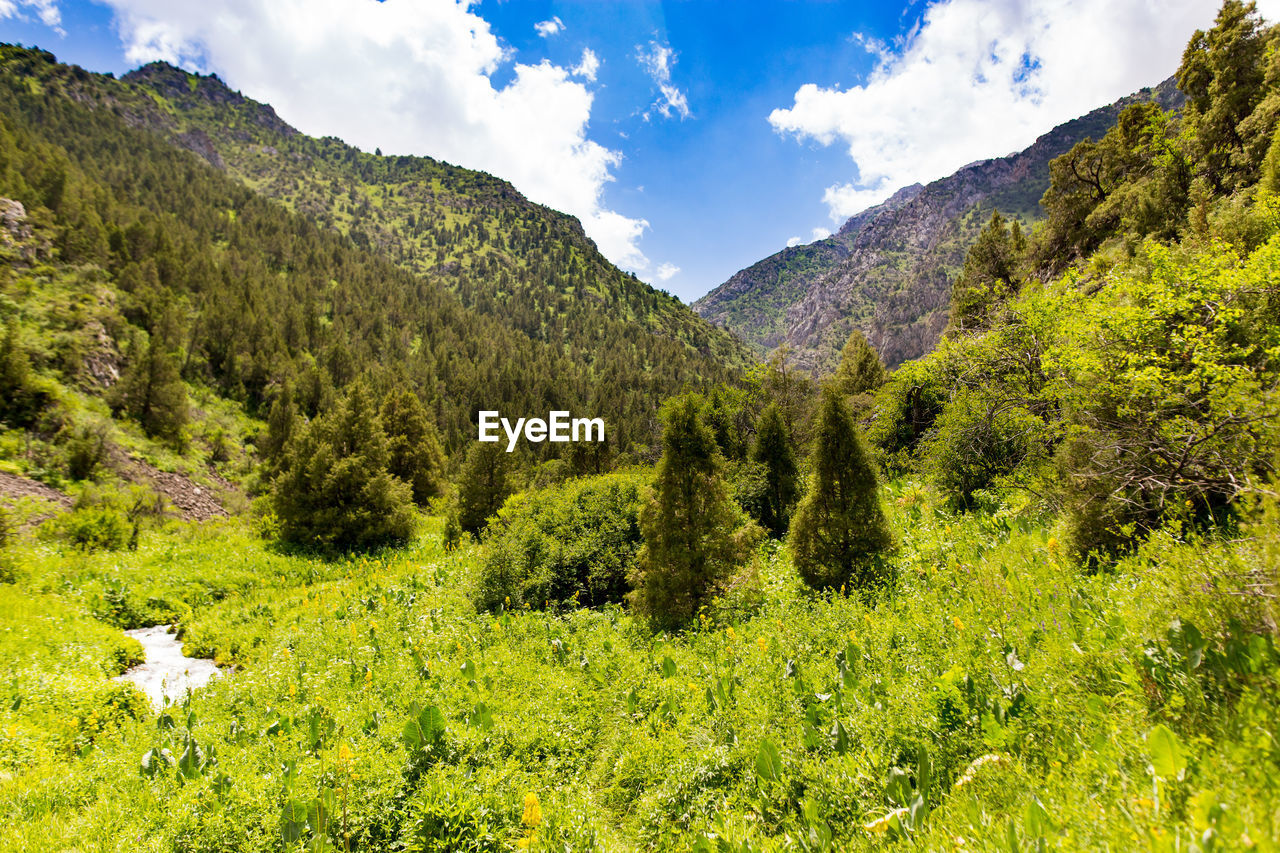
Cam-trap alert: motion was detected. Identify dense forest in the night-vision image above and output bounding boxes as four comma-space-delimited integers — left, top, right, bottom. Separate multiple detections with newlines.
2, 1, 1280, 850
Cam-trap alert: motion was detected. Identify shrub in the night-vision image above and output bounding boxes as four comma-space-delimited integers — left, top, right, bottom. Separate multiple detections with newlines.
790, 387, 893, 591
474, 469, 647, 612
57, 504, 131, 551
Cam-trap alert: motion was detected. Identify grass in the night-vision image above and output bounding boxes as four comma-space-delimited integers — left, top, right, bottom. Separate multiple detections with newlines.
0, 485, 1275, 850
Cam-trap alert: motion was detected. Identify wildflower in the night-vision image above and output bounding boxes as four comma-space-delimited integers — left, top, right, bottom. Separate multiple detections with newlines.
1046, 537, 1059, 553
516, 833, 536, 849
725, 626, 736, 642
288, 682, 297, 697
862, 808, 907, 834
522, 792, 542, 827
338, 742, 353, 765
757, 637, 768, 653
952, 616, 964, 631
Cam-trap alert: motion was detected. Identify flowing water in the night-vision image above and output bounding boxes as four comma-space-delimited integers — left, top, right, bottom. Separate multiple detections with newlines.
115, 624, 221, 708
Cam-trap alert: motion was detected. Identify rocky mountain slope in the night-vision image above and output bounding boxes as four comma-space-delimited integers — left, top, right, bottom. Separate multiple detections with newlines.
695, 78, 1183, 371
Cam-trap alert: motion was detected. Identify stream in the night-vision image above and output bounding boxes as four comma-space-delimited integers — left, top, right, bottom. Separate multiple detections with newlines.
115, 624, 221, 709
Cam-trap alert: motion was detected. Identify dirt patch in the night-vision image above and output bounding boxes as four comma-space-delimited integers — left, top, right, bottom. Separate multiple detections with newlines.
0, 471, 73, 525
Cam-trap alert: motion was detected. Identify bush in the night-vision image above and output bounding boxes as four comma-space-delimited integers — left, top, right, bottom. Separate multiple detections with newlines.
922, 388, 1049, 507
867, 355, 950, 473
456, 441, 511, 539
474, 469, 647, 612
57, 504, 131, 551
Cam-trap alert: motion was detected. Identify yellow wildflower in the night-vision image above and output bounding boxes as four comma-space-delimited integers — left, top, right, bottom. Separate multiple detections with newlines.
338, 742, 353, 765
522, 792, 542, 827
725, 626, 736, 642
952, 616, 964, 631
288, 682, 297, 697
1046, 537, 1059, 553
516, 832, 535, 849
6, 724, 15, 738
757, 637, 768, 653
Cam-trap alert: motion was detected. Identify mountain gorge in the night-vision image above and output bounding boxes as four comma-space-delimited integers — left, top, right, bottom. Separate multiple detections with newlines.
695, 78, 1184, 371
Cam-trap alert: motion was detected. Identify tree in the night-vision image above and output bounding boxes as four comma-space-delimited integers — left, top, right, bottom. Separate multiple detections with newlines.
628, 395, 760, 628
457, 440, 511, 539
0, 317, 45, 427
750, 403, 799, 538
949, 211, 1025, 333
1178, 1, 1270, 191
380, 389, 446, 506
109, 327, 188, 446
272, 381, 415, 551
832, 329, 886, 396
789, 387, 893, 591
259, 382, 300, 471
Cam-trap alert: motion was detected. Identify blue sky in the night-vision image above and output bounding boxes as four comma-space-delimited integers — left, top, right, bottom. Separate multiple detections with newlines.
1, 0, 1271, 301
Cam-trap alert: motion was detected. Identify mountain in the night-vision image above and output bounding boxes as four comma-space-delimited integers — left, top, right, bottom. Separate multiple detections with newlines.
0, 46, 748, 458
694, 78, 1184, 371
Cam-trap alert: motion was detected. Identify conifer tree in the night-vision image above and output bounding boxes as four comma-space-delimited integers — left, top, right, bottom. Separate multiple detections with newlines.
457, 440, 511, 539
751, 402, 799, 538
789, 386, 893, 591
832, 330, 886, 396
0, 317, 41, 427
259, 382, 300, 471
948, 211, 1025, 333
380, 389, 446, 506
629, 395, 760, 628
108, 327, 188, 446
272, 381, 415, 551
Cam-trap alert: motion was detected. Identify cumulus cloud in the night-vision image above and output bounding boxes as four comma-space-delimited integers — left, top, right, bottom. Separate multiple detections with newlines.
771, 0, 1280, 222
811, 226, 831, 241
534, 16, 563, 38
786, 236, 802, 248
573, 47, 600, 83
95, 0, 649, 269
636, 40, 691, 120
652, 261, 680, 282
0, 0, 63, 33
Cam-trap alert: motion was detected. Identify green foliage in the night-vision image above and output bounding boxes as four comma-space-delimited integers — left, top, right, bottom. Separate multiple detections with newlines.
456, 440, 510, 540
475, 468, 646, 612
0, 316, 50, 427
271, 381, 415, 551
380, 389, 446, 506
790, 387, 893, 591
108, 326, 188, 447
747, 403, 799, 538
53, 503, 130, 551
948, 211, 1026, 333
831, 329, 886, 396
629, 396, 761, 628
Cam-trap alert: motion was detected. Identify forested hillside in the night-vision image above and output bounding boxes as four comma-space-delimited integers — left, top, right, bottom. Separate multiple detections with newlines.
695, 79, 1183, 371
0, 45, 746, 471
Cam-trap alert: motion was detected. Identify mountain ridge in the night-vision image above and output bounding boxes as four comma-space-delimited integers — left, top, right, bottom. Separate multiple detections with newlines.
695, 77, 1184, 371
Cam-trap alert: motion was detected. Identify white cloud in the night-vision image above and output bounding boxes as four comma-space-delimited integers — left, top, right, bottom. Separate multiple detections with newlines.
786, 236, 802, 247
653, 262, 680, 282
771, 0, 1276, 222
97, 0, 649, 270
0, 0, 63, 33
573, 47, 600, 83
534, 16, 563, 38
636, 40, 691, 120
811, 226, 831, 241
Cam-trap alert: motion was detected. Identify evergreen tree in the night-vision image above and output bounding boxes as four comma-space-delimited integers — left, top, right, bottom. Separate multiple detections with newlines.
949, 211, 1025, 333
751, 402, 799, 539
629, 395, 760, 628
259, 382, 300, 471
380, 389, 446, 506
271, 381, 415, 551
789, 387, 893, 592
457, 440, 511, 539
0, 317, 42, 427
108, 327, 188, 446
832, 330, 887, 395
